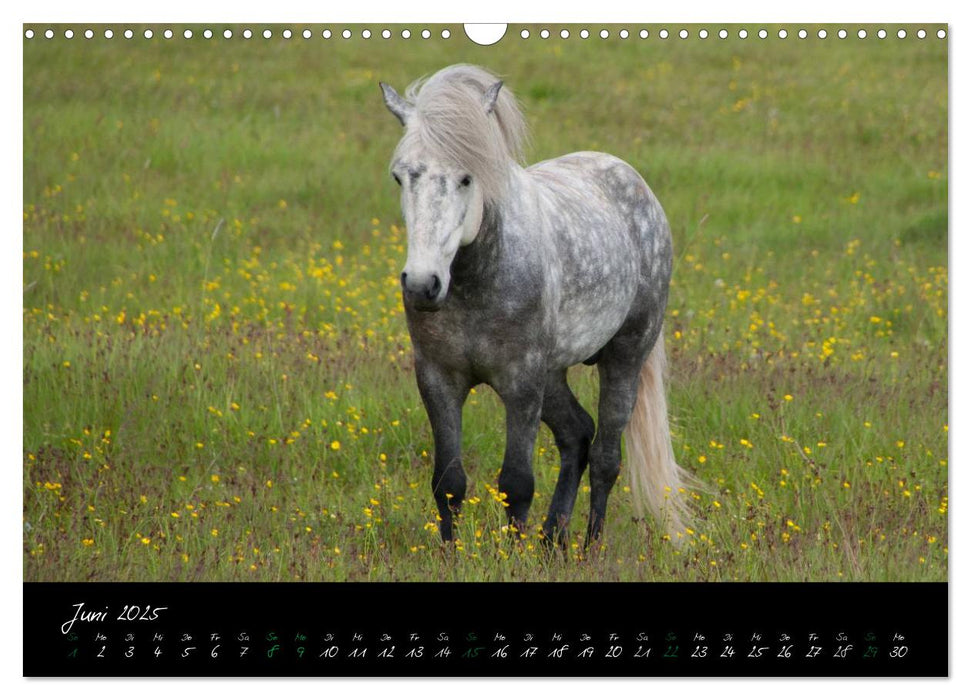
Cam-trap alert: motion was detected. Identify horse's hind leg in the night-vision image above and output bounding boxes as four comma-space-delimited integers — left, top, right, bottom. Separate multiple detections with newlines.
415, 359, 470, 542
586, 345, 649, 543
541, 370, 595, 546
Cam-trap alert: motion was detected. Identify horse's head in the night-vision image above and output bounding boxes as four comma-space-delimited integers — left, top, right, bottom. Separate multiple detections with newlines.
382, 119, 487, 311
391, 154, 484, 312
380, 70, 518, 312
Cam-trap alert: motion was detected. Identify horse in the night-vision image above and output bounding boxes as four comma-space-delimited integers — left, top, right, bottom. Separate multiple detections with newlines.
379, 64, 691, 546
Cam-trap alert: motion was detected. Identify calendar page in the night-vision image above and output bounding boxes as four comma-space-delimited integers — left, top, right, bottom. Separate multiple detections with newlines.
22, 20, 948, 678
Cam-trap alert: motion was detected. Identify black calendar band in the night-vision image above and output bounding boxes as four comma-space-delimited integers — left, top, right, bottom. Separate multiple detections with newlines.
23, 581, 946, 677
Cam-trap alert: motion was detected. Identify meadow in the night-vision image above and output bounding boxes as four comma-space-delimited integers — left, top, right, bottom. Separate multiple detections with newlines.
23, 24, 947, 582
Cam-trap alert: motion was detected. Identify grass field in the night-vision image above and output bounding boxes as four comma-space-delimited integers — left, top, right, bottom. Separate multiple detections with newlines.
23, 24, 948, 582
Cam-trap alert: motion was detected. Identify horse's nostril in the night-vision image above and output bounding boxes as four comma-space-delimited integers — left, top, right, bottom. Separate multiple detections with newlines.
401, 271, 443, 306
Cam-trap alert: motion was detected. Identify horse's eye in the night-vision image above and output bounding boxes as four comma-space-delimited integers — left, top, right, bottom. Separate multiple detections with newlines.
459, 175, 472, 187
392, 173, 402, 186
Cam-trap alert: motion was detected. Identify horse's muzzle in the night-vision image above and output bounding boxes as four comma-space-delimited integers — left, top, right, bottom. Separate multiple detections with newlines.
401, 271, 445, 312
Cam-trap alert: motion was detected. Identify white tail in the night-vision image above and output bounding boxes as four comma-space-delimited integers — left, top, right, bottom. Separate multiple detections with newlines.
625, 329, 692, 537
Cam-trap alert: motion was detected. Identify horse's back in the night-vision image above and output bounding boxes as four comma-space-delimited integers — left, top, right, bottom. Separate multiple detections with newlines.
522, 151, 671, 368
528, 150, 668, 245
527, 149, 671, 288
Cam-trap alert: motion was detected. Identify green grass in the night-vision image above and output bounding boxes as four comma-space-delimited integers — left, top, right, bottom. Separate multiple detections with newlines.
23, 24, 947, 582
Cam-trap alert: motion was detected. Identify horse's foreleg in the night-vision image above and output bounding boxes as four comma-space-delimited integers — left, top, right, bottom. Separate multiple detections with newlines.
416, 360, 470, 542
496, 376, 545, 537
541, 370, 595, 547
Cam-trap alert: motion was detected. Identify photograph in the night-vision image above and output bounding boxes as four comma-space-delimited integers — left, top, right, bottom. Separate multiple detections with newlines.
21, 20, 948, 677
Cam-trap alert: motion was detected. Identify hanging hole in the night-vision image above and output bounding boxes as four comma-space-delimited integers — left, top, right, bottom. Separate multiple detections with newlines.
464, 23, 507, 45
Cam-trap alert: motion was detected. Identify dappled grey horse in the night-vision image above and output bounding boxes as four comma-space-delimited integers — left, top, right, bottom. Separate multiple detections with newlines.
380, 64, 690, 545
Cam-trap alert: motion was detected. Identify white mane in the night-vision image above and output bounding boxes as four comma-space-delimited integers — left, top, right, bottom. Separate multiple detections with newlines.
393, 64, 529, 204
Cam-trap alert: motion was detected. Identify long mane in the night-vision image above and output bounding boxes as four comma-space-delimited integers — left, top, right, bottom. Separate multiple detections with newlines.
394, 64, 528, 204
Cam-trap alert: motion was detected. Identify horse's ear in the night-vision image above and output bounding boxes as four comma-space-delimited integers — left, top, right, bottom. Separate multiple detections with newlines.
483, 81, 503, 115
380, 82, 413, 126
